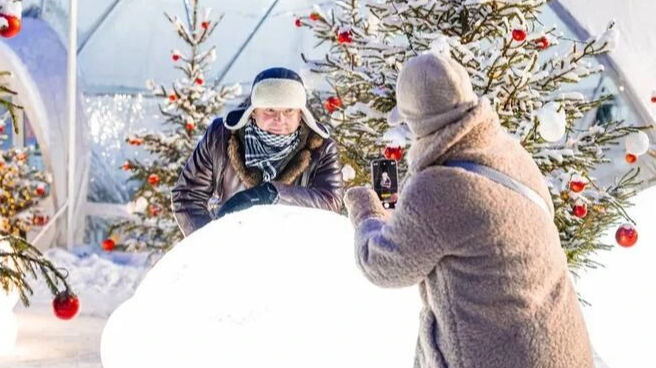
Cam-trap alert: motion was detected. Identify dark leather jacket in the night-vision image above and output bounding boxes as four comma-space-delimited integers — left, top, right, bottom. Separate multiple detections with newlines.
171, 118, 344, 236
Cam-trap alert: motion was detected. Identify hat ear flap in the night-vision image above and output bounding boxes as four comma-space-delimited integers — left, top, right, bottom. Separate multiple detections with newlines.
224, 106, 255, 131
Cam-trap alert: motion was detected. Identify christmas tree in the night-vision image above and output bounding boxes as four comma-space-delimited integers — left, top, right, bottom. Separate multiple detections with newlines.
1, 71, 76, 312
299, 0, 649, 272
105, 0, 239, 253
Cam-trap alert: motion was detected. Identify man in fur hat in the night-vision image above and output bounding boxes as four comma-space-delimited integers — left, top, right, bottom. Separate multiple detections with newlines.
172, 67, 344, 237
344, 53, 594, 368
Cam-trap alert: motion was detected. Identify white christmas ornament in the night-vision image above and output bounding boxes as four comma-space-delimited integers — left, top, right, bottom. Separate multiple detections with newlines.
624, 130, 650, 156
101, 205, 420, 368
0, 241, 19, 356
341, 164, 356, 182
127, 197, 149, 214
536, 102, 567, 142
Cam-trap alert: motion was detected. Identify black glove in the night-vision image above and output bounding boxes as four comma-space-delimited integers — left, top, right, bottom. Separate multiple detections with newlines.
215, 182, 279, 219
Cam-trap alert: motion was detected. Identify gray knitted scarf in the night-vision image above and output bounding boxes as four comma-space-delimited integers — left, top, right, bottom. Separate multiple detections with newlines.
244, 123, 300, 182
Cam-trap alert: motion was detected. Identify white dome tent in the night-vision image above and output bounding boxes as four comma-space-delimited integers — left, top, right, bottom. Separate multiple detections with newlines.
0, 15, 89, 249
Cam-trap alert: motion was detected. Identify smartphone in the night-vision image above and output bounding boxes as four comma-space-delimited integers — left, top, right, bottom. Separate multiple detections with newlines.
371, 159, 399, 209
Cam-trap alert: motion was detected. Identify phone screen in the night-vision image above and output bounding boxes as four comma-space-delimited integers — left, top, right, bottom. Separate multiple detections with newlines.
371, 159, 399, 209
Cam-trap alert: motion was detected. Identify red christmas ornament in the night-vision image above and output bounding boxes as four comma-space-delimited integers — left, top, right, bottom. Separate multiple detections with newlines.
168, 94, 177, 102
122, 161, 131, 171
128, 137, 144, 146
512, 29, 527, 42
535, 37, 549, 50
32, 215, 49, 226
195, 77, 204, 85
0, 14, 22, 39
294, 18, 302, 28
101, 238, 115, 251
384, 146, 404, 161
0, 125, 5, 134
148, 204, 162, 217
625, 153, 638, 164
172, 52, 181, 62
323, 96, 342, 113
201, 21, 210, 30
148, 174, 160, 186
35, 186, 47, 196
572, 204, 587, 218
651, 96, 656, 103
337, 30, 353, 44
310, 12, 321, 21
615, 224, 638, 248
569, 180, 586, 193
52, 291, 80, 320
186, 122, 196, 131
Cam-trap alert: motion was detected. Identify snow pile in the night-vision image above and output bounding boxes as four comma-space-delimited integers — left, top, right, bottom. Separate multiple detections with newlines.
25, 248, 149, 318
101, 205, 421, 368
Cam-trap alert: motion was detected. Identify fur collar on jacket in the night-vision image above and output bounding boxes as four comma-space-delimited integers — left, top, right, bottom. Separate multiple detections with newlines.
227, 123, 325, 188
407, 98, 500, 174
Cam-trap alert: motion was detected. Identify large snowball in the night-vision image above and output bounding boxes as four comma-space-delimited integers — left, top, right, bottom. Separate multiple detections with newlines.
576, 186, 656, 368
101, 205, 421, 368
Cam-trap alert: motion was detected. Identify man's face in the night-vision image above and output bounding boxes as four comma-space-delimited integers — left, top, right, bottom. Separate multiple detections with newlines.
252, 108, 302, 135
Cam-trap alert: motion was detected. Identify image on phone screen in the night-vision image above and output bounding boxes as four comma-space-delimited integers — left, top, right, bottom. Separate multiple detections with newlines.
371, 159, 399, 209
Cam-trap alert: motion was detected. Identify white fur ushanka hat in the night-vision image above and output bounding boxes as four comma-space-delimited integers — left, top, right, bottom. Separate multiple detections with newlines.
224, 67, 329, 138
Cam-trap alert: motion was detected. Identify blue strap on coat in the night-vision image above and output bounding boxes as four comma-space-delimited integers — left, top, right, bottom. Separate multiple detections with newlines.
444, 160, 552, 218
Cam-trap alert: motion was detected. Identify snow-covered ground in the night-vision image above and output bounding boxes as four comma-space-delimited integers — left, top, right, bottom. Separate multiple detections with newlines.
0, 197, 654, 367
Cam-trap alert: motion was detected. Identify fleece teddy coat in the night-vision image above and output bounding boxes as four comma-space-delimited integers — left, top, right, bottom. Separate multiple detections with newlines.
344, 98, 594, 368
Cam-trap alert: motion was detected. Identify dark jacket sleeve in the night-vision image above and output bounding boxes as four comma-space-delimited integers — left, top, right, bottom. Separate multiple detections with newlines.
272, 139, 344, 213
171, 120, 220, 237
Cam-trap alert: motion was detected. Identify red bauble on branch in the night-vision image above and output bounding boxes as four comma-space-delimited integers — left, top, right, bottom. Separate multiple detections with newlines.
294, 18, 302, 28
535, 37, 549, 50
512, 29, 527, 42
384, 146, 404, 161
324, 96, 342, 113
337, 30, 353, 44
201, 21, 210, 30
185, 121, 196, 131
310, 12, 321, 21
148, 174, 160, 186
195, 77, 204, 85
35, 185, 47, 196
569, 180, 586, 193
168, 94, 177, 102
148, 204, 162, 217
101, 238, 115, 251
0, 14, 21, 38
615, 224, 638, 248
625, 153, 638, 164
53, 291, 80, 320
572, 203, 587, 218
128, 137, 144, 146
122, 161, 131, 171
32, 214, 49, 226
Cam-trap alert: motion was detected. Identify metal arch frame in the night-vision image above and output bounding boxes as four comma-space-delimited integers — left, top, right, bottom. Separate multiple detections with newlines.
76, 0, 127, 55
214, 0, 281, 86
549, 0, 654, 126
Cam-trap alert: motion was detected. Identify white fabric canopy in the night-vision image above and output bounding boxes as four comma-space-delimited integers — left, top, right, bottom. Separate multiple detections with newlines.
555, 0, 656, 126
0, 17, 90, 248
